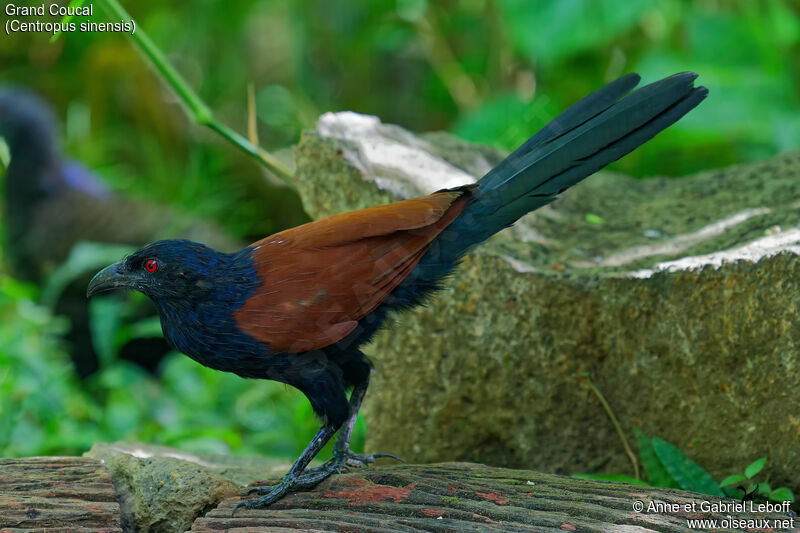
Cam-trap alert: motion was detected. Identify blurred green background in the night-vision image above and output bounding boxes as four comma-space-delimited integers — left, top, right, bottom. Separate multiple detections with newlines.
1, 0, 799, 461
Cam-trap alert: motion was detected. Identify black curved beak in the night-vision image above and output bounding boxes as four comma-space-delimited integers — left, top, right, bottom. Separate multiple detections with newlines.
86, 262, 134, 298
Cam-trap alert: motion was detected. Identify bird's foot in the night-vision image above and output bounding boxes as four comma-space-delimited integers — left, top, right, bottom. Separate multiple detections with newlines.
243, 450, 404, 500
235, 451, 404, 513
235, 471, 324, 514
303, 449, 404, 475
340, 450, 404, 468
245, 474, 320, 496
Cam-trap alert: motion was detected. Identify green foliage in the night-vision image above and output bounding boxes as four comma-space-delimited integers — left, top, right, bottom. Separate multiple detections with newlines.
769, 487, 795, 503
720, 457, 795, 504
501, 0, 654, 66
648, 437, 724, 497
0, 277, 88, 455
744, 456, 767, 479
579, 429, 794, 504
456, 0, 800, 177
634, 427, 678, 489
635, 429, 723, 494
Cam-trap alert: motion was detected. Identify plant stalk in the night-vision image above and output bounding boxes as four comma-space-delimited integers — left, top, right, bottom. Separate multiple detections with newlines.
100, 0, 295, 187
584, 375, 640, 480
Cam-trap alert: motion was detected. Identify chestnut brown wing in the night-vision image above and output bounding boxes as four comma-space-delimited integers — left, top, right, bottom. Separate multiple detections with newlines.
234, 188, 472, 353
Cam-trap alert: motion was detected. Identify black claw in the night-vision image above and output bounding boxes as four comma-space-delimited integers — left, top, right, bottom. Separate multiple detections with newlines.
232, 485, 287, 515
246, 485, 274, 495
341, 450, 404, 466
232, 501, 250, 516
371, 452, 405, 463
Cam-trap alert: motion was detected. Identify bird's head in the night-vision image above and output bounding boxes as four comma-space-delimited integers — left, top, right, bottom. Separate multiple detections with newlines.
87, 239, 263, 364
86, 239, 234, 305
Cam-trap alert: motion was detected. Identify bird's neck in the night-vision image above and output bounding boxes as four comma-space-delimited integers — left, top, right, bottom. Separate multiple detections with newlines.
153, 249, 269, 373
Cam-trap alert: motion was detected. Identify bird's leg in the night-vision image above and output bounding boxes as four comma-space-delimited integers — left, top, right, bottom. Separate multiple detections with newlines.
234, 424, 335, 514
241, 374, 402, 510
303, 375, 403, 476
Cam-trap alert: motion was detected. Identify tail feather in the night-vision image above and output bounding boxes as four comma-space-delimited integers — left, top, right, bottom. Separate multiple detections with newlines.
478, 72, 642, 193
391, 72, 706, 311
454, 72, 707, 247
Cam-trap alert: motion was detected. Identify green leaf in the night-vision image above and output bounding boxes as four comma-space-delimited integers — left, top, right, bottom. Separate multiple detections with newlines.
769, 487, 795, 503
585, 213, 605, 225
744, 456, 767, 479
722, 485, 743, 500
719, 474, 747, 487
50, 0, 87, 42
635, 428, 678, 489
651, 438, 724, 497
573, 473, 649, 485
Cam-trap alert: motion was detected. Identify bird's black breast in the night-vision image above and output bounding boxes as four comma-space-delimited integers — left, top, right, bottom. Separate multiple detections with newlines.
151, 247, 282, 378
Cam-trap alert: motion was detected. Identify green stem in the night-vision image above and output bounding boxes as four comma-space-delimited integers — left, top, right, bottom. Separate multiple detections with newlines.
99, 0, 295, 186
583, 374, 640, 480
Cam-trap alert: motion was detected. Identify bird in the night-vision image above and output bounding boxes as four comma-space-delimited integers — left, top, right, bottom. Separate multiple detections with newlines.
87, 72, 708, 511
0, 87, 240, 376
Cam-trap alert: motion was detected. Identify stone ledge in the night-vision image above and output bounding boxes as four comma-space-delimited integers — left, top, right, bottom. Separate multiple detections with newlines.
293, 113, 800, 494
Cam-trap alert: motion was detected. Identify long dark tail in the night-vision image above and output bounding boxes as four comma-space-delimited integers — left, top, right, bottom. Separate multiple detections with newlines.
442, 72, 708, 255
392, 72, 706, 307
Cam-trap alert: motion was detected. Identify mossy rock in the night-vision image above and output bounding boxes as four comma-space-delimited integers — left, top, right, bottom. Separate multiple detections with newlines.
294, 112, 800, 495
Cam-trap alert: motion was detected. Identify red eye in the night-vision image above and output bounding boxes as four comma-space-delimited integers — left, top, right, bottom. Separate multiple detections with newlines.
145, 259, 158, 272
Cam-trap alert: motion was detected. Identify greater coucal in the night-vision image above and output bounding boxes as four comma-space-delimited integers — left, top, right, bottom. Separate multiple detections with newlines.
87, 73, 707, 511
0, 87, 239, 376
